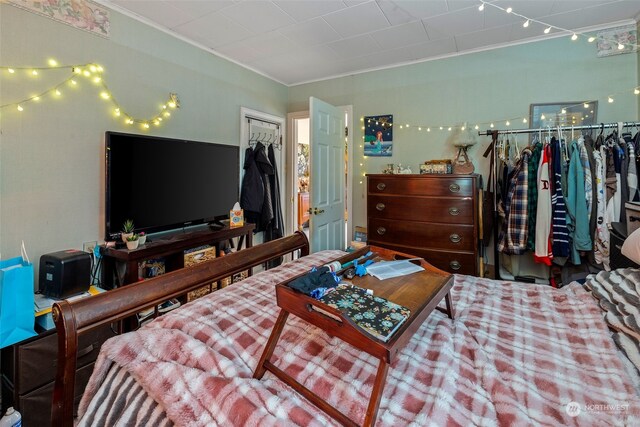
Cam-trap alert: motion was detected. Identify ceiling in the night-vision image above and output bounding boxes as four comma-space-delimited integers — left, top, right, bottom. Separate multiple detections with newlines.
103, 0, 640, 85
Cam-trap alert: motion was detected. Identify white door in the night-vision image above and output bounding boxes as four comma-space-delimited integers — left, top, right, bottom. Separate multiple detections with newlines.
309, 97, 345, 252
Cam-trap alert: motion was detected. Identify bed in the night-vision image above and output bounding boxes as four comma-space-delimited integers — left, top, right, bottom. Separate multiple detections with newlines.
52, 232, 640, 426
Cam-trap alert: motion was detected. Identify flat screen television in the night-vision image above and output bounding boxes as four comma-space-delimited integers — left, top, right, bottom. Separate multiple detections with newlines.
105, 131, 239, 241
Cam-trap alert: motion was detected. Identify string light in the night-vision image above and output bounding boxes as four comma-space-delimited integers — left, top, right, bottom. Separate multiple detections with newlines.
571, 33, 578, 41
584, 103, 589, 108
634, 88, 640, 95
506, 7, 512, 13
608, 96, 614, 103
0, 61, 180, 129
505, 121, 510, 126
540, 114, 546, 120
544, 27, 552, 34
478, 2, 485, 11
618, 43, 625, 50
561, 108, 566, 114
523, 118, 527, 123
523, 20, 530, 28
588, 36, 596, 43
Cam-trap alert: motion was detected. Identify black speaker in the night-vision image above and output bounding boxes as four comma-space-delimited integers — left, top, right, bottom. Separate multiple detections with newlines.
39, 250, 91, 299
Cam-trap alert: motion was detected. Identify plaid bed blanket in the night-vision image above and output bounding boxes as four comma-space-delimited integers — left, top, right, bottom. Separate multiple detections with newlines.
78, 251, 640, 426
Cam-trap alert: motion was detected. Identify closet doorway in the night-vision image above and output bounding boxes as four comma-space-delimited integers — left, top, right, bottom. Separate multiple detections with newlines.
286, 104, 352, 252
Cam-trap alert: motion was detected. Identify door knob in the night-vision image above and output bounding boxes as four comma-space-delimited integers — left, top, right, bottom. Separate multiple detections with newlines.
312, 207, 325, 215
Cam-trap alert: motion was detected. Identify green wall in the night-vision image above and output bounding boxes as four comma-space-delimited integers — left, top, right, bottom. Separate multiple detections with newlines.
289, 35, 638, 231
0, 5, 288, 276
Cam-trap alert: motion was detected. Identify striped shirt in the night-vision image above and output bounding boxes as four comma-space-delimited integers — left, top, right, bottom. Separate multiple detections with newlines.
551, 138, 570, 258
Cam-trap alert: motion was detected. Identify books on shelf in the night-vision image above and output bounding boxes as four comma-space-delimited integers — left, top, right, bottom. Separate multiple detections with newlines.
319, 285, 410, 342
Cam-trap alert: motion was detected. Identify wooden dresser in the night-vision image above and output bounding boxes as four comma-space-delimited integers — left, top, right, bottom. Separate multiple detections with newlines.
367, 174, 481, 276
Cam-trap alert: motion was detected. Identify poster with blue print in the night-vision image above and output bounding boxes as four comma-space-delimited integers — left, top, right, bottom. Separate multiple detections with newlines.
364, 115, 393, 157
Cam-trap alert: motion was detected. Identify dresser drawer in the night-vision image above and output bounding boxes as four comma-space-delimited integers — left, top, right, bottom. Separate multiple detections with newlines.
368, 195, 474, 224
368, 176, 474, 197
2, 324, 116, 394
368, 218, 475, 251
367, 241, 477, 275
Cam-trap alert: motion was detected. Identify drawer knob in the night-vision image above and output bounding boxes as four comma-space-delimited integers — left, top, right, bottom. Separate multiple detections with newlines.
376, 227, 386, 235
376, 182, 387, 191
450, 233, 462, 243
376, 203, 386, 211
449, 183, 461, 193
448, 207, 460, 216
450, 261, 461, 271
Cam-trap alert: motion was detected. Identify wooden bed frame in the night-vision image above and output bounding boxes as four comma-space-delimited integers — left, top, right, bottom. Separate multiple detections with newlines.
51, 231, 310, 427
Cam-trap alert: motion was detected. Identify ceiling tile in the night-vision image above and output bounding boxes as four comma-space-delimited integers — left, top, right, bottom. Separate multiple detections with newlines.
174, 13, 253, 48
221, 0, 296, 33
423, 7, 484, 37
370, 21, 429, 50
455, 25, 511, 51
388, 0, 449, 19
508, 20, 545, 43
279, 17, 342, 46
407, 37, 458, 59
112, 1, 194, 28
446, 0, 479, 12
550, 0, 617, 14
273, 1, 347, 22
327, 34, 381, 59
541, 5, 629, 31
377, 0, 419, 25
216, 32, 299, 63
323, 1, 390, 38
164, 0, 234, 18
482, 3, 525, 28
491, 0, 556, 18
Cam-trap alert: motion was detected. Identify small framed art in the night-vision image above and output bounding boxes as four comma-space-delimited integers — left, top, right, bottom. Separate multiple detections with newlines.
529, 101, 597, 130
364, 115, 393, 157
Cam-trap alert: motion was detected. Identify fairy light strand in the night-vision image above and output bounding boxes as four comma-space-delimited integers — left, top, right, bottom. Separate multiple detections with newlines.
478, 1, 639, 49
1, 61, 180, 129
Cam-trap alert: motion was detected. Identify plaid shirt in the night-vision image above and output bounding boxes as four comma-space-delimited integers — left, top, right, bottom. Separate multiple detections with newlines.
498, 148, 532, 255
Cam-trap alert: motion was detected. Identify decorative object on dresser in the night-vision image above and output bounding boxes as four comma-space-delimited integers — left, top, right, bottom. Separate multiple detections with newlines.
367, 174, 481, 276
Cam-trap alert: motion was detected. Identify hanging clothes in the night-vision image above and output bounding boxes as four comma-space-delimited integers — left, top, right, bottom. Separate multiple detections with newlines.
593, 145, 610, 270
534, 144, 553, 265
605, 137, 623, 226
550, 138, 570, 258
527, 141, 542, 251
618, 135, 630, 222
629, 140, 639, 202
253, 142, 275, 232
566, 140, 592, 265
240, 146, 264, 226
497, 148, 532, 255
583, 135, 598, 239
265, 143, 285, 268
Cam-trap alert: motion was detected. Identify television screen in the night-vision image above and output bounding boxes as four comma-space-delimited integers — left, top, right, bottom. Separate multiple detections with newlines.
105, 131, 239, 240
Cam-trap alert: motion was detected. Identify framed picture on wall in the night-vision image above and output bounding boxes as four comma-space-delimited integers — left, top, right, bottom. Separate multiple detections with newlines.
529, 101, 598, 130
364, 115, 393, 157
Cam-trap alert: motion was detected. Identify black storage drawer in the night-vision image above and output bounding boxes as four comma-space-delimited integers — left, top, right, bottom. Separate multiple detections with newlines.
2, 361, 95, 426
1, 324, 116, 395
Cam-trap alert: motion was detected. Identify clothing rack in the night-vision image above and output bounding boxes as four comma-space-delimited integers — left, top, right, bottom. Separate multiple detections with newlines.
478, 121, 640, 281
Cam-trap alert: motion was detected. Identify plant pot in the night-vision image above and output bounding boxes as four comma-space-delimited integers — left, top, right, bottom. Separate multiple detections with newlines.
138, 235, 147, 245
122, 232, 133, 242
126, 239, 139, 250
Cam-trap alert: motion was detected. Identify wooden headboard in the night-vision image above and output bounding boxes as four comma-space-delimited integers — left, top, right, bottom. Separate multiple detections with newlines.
51, 231, 310, 427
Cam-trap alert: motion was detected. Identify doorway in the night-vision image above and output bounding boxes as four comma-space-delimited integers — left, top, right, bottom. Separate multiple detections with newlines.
286, 106, 352, 251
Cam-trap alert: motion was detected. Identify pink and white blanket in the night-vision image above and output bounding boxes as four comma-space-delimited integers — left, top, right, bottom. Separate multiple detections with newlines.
78, 250, 640, 426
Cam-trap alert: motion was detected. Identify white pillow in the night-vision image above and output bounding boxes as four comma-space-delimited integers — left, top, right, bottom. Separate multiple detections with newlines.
621, 227, 640, 265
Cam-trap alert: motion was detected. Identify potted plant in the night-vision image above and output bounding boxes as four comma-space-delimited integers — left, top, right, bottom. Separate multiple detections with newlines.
121, 219, 135, 242
138, 231, 147, 245
126, 233, 139, 250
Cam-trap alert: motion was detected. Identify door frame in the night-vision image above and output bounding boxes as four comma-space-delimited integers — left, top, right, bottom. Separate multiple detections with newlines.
286, 105, 353, 247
